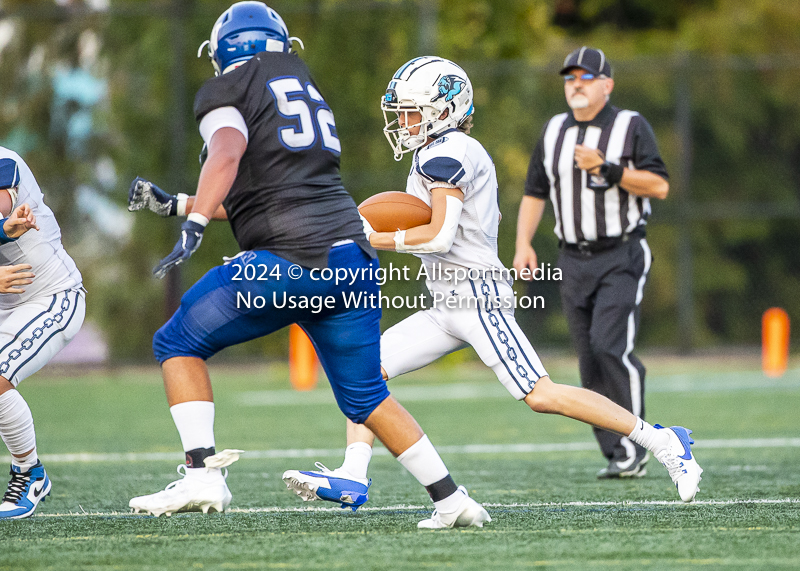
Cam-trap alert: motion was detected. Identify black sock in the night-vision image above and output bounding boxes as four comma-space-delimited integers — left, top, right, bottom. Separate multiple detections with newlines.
185, 447, 215, 468
425, 474, 459, 502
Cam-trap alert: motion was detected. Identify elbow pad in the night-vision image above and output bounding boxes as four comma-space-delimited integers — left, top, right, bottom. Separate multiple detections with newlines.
394, 195, 463, 254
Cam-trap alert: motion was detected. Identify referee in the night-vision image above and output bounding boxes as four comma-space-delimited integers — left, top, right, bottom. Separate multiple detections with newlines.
513, 47, 669, 478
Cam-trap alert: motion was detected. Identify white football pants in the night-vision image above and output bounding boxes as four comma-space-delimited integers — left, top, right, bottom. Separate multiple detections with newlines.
381, 277, 547, 399
0, 287, 85, 386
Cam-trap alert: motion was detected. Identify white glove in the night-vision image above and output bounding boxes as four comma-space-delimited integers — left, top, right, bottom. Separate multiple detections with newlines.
360, 214, 376, 242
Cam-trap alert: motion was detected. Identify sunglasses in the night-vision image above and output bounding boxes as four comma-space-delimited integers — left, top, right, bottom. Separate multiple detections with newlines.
563, 73, 606, 83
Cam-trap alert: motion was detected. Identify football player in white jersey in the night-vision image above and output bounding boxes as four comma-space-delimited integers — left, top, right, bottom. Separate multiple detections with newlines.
0, 149, 85, 519
282, 57, 703, 518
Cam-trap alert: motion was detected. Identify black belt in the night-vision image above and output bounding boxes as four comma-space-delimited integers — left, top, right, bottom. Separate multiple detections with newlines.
560, 228, 645, 256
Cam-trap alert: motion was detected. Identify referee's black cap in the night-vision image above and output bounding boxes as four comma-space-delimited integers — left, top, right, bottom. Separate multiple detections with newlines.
560, 47, 613, 78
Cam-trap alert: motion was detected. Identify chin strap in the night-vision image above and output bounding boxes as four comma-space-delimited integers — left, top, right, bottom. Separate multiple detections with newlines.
289, 36, 305, 51
6, 187, 18, 209
203, 449, 245, 469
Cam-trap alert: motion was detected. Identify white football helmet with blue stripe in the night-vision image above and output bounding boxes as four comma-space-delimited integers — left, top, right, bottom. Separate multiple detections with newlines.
381, 57, 474, 161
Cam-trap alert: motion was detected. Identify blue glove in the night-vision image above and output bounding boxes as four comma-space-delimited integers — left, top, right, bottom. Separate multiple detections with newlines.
128, 177, 179, 217
153, 219, 205, 279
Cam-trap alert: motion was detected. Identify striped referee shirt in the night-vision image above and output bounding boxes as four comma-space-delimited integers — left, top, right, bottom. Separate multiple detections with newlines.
524, 104, 668, 244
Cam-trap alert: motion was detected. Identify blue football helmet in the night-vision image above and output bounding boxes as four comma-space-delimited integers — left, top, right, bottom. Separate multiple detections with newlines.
199, 2, 300, 76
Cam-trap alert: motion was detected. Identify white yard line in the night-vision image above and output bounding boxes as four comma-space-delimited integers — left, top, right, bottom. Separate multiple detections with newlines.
4, 437, 799, 465
35, 498, 800, 518
234, 373, 800, 406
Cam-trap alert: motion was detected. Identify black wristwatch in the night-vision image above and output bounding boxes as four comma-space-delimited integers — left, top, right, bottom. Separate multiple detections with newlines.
600, 161, 624, 186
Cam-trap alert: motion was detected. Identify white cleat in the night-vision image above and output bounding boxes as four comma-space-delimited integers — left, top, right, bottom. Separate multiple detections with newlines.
129, 464, 233, 517
417, 486, 491, 529
654, 425, 703, 502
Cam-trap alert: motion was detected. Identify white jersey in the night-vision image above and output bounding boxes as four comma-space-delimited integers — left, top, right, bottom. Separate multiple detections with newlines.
406, 129, 506, 281
0, 147, 82, 310
384, 132, 548, 400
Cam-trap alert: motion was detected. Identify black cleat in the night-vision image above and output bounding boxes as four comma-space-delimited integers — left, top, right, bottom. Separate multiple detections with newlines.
597, 448, 649, 479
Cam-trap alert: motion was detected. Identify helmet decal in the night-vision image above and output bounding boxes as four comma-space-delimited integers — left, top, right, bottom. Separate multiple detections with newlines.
384, 81, 398, 104
431, 75, 466, 103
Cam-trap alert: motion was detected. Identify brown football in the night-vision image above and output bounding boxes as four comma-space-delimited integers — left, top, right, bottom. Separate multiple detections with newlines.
358, 192, 432, 232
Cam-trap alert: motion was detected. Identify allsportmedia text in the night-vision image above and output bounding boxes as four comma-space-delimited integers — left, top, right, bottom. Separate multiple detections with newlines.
236, 291, 545, 314
302, 262, 561, 286
231, 261, 561, 286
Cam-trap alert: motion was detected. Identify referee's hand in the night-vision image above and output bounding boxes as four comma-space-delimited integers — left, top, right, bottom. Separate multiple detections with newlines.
513, 244, 538, 281
574, 144, 604, 174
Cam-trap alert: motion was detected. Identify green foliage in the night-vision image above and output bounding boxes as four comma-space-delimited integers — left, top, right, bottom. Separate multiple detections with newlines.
1, 0, 799, 359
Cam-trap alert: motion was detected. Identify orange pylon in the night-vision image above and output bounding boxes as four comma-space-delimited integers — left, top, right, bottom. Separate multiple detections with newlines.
762, 308, 790, 378
289, 324, 319, 390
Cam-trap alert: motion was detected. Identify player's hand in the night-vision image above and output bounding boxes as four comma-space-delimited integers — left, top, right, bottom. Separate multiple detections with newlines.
3, 204, 39, 238
0, 264, 34, 294
153, 220, 205, 279
128, 177, 179, 217
513, 244, 538, 281
574, 145, 605, 174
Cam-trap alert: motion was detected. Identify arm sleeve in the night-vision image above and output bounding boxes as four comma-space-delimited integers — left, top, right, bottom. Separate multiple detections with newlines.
630, 116, 669, 180
199, 107, 249, 145
523, 135, 550, 199
395, 195, 463, 255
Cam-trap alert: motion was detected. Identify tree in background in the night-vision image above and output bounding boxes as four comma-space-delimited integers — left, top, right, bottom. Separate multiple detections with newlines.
1, 0, 799, 359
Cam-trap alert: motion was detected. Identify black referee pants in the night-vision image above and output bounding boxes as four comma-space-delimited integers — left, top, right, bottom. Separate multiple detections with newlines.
557, 234, 651, 462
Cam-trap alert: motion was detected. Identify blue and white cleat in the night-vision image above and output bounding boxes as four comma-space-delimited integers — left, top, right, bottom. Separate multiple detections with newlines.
0, 461, 52, 520
282, 463, 370, 511
654, 425, 703, 502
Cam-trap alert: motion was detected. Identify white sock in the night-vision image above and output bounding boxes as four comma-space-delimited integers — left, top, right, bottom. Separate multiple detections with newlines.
396, 435, 449, 486
628, 417, 670, 455
0, 390, 38, 471
170, 401, 215, 451
339, 442, 373, 479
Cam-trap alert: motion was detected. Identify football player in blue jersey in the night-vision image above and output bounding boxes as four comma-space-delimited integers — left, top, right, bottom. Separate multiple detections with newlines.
127, 2, 490, 528
282, 57, 704, 515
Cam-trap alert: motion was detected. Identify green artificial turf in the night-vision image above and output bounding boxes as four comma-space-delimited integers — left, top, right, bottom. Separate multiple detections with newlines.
0, 359, 798, 570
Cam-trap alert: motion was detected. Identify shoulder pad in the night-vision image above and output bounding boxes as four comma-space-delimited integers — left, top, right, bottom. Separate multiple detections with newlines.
0, 158, 20, 191
416, 132, 470, 186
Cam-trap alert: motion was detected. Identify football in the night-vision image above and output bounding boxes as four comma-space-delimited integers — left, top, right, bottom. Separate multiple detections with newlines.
358, 191, 432, 232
